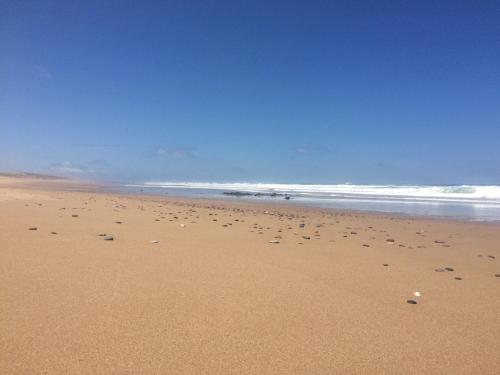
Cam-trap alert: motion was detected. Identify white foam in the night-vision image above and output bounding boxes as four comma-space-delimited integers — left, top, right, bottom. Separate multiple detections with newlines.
133, 182, 500, 204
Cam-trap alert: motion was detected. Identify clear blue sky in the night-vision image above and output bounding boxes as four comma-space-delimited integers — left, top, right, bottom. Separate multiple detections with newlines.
1, 0, 499, 184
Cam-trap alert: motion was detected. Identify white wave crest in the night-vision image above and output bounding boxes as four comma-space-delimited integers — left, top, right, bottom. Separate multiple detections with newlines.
134, 182, 500, 203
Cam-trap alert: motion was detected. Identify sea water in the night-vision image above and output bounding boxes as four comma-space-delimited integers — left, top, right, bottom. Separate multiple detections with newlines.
124, 182, 500, 222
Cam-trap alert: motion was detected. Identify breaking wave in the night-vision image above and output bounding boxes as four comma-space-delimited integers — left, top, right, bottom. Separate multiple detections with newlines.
135, 182, 500, 204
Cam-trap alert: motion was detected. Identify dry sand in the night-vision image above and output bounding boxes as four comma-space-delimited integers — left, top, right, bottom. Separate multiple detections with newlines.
1, 177, 499, 374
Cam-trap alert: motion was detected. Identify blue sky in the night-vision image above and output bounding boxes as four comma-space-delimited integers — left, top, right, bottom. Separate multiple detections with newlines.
1, 0, 499, 184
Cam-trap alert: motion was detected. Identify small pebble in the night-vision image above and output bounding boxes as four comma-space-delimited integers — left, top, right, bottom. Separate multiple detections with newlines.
51, 232, 57, 235
28, 227, 38, 231
454, 277, 462, 280
151, 240, 159, 244
383, 263, 389, 267
414, 292, 421, 297
104, 236, 114, 241
435, 268, 445, 272
445, 267, 454, 272
269, 240, 280, 244
406, 300, 417, 305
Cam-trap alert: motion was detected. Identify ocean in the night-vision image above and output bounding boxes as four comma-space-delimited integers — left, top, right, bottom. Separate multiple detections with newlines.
123, 182, 500, 222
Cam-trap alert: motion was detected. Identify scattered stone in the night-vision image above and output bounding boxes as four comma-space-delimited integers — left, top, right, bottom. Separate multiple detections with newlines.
115, 221, 122, 224
454, 277, 462, 280
104, 236, 114, 241
302, 236, 311, 240
51, 232, 57, 235
487, 255, 496, 259
362, 244, 370, 247
72, 214, 79, 218
386, 239, 395, 243
406, 299, 417, 305
180, 224, 186, 227
414, 292, 421, 297
494, 274, 500, 278
445, 267, 454, 272
28, 227, 37, 231
151, 240, 159, 244
299, 223, 305, 228
434, 240, 446, 244
383, 263, 389, 267
269, 240, 280, 244
97, 233, 106, 236
435, 268, 445, 272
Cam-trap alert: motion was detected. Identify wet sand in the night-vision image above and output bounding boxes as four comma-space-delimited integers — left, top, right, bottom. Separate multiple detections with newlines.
1, 177, 499, 374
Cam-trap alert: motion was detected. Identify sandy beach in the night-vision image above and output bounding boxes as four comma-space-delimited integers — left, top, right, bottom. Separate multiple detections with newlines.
1, 176, 499, 374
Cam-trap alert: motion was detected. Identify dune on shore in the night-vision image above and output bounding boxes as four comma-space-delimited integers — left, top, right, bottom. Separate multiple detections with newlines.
1, 177, 499, 374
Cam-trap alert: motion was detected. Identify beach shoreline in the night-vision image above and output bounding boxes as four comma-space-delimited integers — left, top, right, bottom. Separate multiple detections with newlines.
1, 176, 499, 374
3, 175, 500, 225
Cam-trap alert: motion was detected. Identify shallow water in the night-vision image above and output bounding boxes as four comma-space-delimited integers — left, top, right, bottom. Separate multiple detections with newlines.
123, 183, 500, 222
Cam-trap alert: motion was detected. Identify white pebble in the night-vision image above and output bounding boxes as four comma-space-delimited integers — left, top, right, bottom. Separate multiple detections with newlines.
414, 292, 421, 297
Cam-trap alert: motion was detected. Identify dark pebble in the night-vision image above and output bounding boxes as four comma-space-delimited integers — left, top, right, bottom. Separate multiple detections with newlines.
406, 300, 417, 305
51, 232, 57, 235
28, 227, 38, 231
445, 267, 454, 272
383, 264, 389, 267
72, 215, 79, 218
454, 277, 462, 280
495, 274, 500, 278
104, 236, 114, 241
